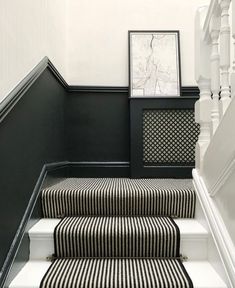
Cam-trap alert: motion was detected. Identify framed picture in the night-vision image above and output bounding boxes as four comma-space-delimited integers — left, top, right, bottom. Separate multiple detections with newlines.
129, 31, 181, 97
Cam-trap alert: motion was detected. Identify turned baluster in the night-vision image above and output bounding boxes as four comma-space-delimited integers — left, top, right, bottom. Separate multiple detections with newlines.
220, 0, 231, 115
210, 14, 221, 135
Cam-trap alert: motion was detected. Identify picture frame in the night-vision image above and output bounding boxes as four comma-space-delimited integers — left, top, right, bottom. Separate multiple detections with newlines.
128, 30, 181, 97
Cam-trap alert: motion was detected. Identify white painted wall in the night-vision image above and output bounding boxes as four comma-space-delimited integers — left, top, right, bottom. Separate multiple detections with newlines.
1, 0, 210, 101
0, 0, 67, 103
67, 0, 209, 86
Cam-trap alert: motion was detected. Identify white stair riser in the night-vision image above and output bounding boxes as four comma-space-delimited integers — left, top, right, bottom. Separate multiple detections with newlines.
181, 238, 208, 260
29, 237, 54, 261
29, 236, 208, 261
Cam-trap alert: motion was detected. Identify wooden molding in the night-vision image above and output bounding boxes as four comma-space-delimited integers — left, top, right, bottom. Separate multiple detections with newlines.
209, 152, 235, 196
193, 168, 235, 287
68, 86, 199, 96
0, 57, 48, 122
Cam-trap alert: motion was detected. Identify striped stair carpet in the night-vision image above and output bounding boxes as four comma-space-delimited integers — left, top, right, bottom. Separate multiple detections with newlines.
40, 259, 193, 288
40, 178, 195, 288
42, 178, 195, 218
54, 216, 180, 258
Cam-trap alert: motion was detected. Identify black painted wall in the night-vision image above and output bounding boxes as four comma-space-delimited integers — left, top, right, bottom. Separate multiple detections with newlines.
66, 89, 130, 162
0, 56, 199, 286
0, 69, 66, 271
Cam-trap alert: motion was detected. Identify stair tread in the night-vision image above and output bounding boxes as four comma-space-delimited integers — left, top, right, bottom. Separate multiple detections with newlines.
9, 260, 227, 288
29, 218, 208, 239
42, 178, 196, 218
44, 178, 194, 191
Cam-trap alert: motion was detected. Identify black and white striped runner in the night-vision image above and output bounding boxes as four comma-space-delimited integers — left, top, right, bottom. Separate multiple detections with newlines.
42, 178, 195, 218
40, 258, 193, 288
40, 178, 194, 287
54, 216, 180, 258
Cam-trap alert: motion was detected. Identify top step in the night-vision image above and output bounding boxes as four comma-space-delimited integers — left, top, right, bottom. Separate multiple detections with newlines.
41, 178, 195, 218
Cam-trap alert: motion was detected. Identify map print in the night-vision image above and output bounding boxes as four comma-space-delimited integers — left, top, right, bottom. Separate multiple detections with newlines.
131, 33, 180, 97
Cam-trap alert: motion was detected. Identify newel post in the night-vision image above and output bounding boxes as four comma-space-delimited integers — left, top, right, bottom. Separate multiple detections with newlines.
195, 7, 212, 171
219, 0, 231, 115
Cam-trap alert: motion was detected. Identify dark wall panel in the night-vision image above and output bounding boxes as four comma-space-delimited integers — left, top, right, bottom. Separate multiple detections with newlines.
66, 90, 130, 162
0, 69, 66, 270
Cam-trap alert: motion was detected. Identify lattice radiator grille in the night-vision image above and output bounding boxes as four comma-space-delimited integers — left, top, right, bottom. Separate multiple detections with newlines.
143, 109, 200, 165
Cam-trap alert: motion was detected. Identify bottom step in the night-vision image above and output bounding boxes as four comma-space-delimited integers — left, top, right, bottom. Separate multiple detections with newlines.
40, 258, 192, 287
9, 260, 227, 288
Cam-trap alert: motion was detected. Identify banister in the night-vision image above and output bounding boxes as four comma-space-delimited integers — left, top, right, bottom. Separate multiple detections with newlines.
194, 4, 235, 285
195, 0, 233, 171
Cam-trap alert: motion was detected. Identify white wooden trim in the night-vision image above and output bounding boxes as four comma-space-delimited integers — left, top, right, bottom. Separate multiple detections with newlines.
209, 152, 235, 196
193, 168, 235, 287
203, 0, 221, 42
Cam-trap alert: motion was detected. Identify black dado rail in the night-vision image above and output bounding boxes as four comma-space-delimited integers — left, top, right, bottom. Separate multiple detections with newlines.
68, 85, 199, 95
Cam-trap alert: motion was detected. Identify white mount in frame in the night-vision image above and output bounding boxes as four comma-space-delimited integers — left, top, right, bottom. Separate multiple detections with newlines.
129, 31, 181, 97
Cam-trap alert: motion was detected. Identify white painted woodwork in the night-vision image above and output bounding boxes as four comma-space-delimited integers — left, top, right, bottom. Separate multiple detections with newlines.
195, 6, 212, 83
231, 0, 235, 98
195, 0, 234, 163
29, 218, 209, 261
219, 0, 231, 116
201, 94, 235, 195
199, 95, 235, 248
195, 79, 212, 170
195, 4, 235, 285
210, 14, 221, 135
195, 7, 212, 170
193, 169, 235, 287
203, 0, 221, 42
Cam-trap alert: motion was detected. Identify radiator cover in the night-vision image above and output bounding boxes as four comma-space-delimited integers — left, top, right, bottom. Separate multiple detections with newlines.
143, 109, 199, 165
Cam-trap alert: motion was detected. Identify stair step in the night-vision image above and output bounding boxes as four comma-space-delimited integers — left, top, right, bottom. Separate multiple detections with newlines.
9, 260, 227, 288
29, 218, 208, 260
41, 178, 196, 218
54, 216, 180, 258
39, 258, 194, 288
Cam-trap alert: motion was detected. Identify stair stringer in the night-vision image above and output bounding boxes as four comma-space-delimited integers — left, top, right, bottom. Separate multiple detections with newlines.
193, 168, 234, 287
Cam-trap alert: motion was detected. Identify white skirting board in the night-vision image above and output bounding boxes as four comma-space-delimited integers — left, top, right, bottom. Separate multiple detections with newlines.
193, 168, 235, 287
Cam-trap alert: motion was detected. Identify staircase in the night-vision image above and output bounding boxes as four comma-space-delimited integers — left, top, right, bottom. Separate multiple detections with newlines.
9, 178, 227, 288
